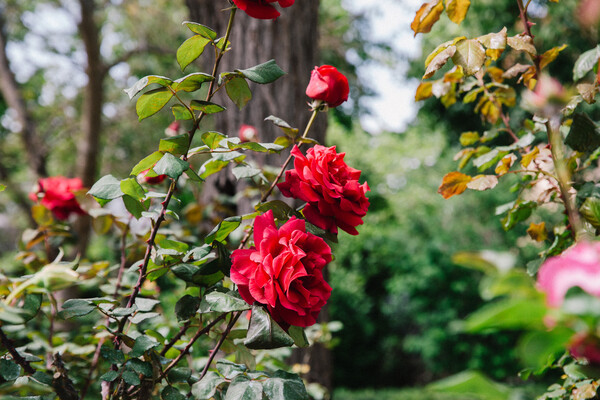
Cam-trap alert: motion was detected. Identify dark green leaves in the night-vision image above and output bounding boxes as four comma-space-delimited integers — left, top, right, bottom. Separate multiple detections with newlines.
183, 21, 217, 40
136, 88, 174, 121
129, 336, 159, 358
175, 294, 201, 321
244, 305, 294, 349
500, 201, 537, 231
263, 371, 309, 400
565, 113, 600, 152
177, 35, 211, 71
573, 45, 600, 81
154, 153, 189, 179
224, 376, 263, 400
580, 197, 600, 229
59, 299, 97, 319
225, 76, 252, 110
162, 386, 186, 400
237, 60, 285, 84
131, 151, 164, 175
0, 359, 21, 381
88, 174, 124, 205
198, 290, 250, 313
159, 134, 189, 156
191, 100, 226, 114
192, 371, 226, 399
173, 73, 214, 92
205, 216, 242, 244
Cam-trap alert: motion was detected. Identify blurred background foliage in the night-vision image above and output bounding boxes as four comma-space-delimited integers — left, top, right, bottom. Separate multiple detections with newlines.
1, 0, 598, 398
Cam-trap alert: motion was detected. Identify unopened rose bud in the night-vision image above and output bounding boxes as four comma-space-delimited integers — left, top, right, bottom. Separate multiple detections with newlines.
239, 124, 259, 142
306, 65, 349, 108
165, 121, 181, 137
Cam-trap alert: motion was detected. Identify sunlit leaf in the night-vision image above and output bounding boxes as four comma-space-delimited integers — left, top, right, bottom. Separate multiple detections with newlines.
494, 154, 516, 176
124, 75, 173, 99
415, 81, 433, 101
438, 171, 472, 199
507, 34, 537, 56
573, 45, 600, 81
477, 27, 507, 60
459, 131, 479, 146
136, 88, 174, 121
183, 21, 217, 40
411, 0, 444, 36
172, 72, 214, 92
539, 44, 567, 70
520, 146, 540, 168
527, 222, 547, 242
177, 35, 211, 71
451, 39, 485, 76
423, 46, 456, 79
466, 175, 498, 191
444, 0, 470, 24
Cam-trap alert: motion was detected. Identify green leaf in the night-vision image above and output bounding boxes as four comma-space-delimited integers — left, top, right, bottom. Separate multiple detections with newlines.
244, 305, 294, 349
100, 346, 125, 364
88, 174, 124, 204
167, 367, 192, 383
172, 263, 200, 282
129, 359, 153, 377
427, 371, 511, 400
125, 75, 173, 99
232, 165, 261, 180
263, 371, 309, 400
216, 360, 248, 380
162, 386, 186, 400
264, 115, 299, 137
192, 371, 226, 399
173, 72, 214, 92
226, 76, 252, 110
130, 336, 159, 358
177, 35, 211, 71
200, 159, 229, 179
0, 359, 21, 381
565, 113, 600, 152
0, 184, 6, 192
201, 131, 226, 149
452, 39, 486, 76
131, 151, 164, 175
172, 104, 193, 120
159, 134, 190, 156
183, 21, 217, 40
175, 294, 201, 321
518, 328, 573, 370
580, 197, 600, 229
21, 293, 42, 322
573, 45, 600, 81
224, 375, 263, 400
191, 100, 226, 114
198, 290, 250, 313
59, 299, 96, 319
100, 370, 119, 382
287, 326, 309, 348
463, 297, 546, 332
136, 87, 174, 121
237, 60, 286, 84
500, 201, 537, 231
255, 201, 295, 221
120, 178, 146, 201
122, 194, 146, 219
135, 298, 160, 312
205, 216, 242, 244
122, 370, 141, 386
153, 152, 189, 179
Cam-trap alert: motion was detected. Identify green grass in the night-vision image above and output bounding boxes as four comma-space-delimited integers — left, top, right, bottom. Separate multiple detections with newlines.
333, 388, 478, 400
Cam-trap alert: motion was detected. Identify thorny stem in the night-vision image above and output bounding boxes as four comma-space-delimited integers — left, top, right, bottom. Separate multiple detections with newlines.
516, 0, 541, 76
545, 119, 585, 238
0, 326, 36, 374
239, 108, 321, 248
46, 292, 58, 370
475, 73, 520, 142
199, 311, 242, 381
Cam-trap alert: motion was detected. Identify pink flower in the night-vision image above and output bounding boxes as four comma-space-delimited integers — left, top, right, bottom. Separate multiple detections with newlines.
230, 210, 332, 327
239, 124, 259, 143
232, 0, 294, 20
305, 65, 349, 108
278, 145, 370, 235
29, 176, 86, 220
537, 241, 600, 307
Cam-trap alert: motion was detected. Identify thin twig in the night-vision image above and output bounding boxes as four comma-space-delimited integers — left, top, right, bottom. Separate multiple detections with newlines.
160, 320, 191, 357
0, 326, 36, 374
198, 312, 242, 381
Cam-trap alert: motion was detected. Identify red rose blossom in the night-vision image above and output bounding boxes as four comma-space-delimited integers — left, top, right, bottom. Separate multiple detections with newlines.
305, 65, 349, 107
29, 176, 86, 220
232, 0, 294, 20
230, 210, 332, 327
569, 333, 600, 365
137, 168, 168, 185
278, 145, 370, 235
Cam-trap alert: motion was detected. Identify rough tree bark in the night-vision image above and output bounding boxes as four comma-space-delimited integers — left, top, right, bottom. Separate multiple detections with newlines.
185, 0, 332, 391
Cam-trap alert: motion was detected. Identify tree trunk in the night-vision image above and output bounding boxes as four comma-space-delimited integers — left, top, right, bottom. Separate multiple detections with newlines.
185, 0, 332, 391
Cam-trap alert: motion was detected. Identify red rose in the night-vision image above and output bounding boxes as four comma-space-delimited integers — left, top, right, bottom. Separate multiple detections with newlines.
305, 65, 349, 107
137, 168, 168, 185
239, 124, 259, 143
232, 0, 294, 20
569, 333, 600, 365
278, 145, 369, 235
230, 210, 332, 327
29, 176, 86, 220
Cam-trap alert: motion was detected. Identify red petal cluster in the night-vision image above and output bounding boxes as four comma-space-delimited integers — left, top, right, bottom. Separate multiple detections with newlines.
138, 168, 168, 185
232, 0, 294, 20
230, 210, 332, 327
29, 176, 86, 220
278, 145, 370, 235
305, 65, 349, 107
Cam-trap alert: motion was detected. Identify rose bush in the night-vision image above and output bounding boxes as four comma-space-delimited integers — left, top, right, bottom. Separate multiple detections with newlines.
305, 65, 349, 107
278, 145, 370, 235
29, 176, 85, 220
537, 241, 600, 307
230, 210, 332, 327
232, 0, 294, 20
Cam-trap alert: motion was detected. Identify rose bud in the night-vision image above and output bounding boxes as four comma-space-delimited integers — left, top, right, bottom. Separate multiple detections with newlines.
306, 65, 349, 108
137, 169, 168, 185
239, 124, 259, 143
165, 121, 181, 137
29, 176, 86, 220
232, 0, 294, 20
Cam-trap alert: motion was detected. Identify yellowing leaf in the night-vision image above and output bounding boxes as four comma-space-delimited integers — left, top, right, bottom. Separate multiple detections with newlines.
459, 131, 480, 146
445, 0, 470, 24
452, 39, 486, 76
438, 171, 472, 199
520, 146, 540, 168
576, 82, 598, 104
444, 65, 464, 82
463, 87, 484, 103
415, 82, 433, 101
495, 154, 517, 176
441, 84, 457, 107
466, 175, 499, 191
540, 44, 567, 70
507, 34, 537, 56
423, 46, 457, 79
411, 0, 444, 36
425, 36, 467, 66
477, 27, 507, 61
527, 222, 547, 242
502, 63, 533, 79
